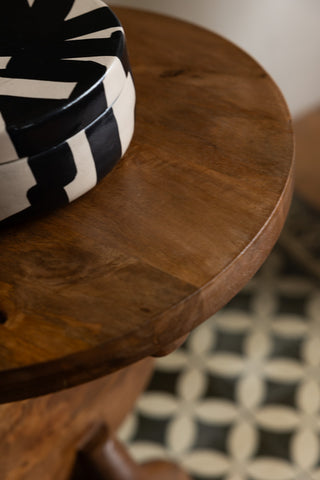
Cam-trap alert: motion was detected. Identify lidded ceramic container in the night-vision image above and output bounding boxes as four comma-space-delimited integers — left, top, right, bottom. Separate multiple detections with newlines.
0, 0, 135, 222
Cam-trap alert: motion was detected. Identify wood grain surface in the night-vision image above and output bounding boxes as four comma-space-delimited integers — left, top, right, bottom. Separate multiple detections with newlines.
1, 358, 154, 480
0, 8, 294, 403
72, 423, 191, 480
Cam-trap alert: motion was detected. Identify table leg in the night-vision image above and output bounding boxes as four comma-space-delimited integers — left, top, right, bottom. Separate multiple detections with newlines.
1, 358, 155, 480
1, 356, 191, 480
71, 425, 191, 480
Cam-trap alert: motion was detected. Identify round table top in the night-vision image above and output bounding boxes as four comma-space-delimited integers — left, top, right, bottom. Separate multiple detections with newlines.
0, 8, 294, 403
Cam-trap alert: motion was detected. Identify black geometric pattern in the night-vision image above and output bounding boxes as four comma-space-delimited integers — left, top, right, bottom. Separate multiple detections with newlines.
0, 0, 135, 221
148, 370, 181, 396
27, 140, 76, 209
269, 335, 304, 361
195, 421, 232, 452
0, 75, 135, 223
214, 328, 247, 355
255, 428, 292, 460
205, 373, 238, 403
277, 295, 308, 317
263, 380, 299, 408
118, 199, 320, 480
0, 0, 135, 223
0, 0, 129, 157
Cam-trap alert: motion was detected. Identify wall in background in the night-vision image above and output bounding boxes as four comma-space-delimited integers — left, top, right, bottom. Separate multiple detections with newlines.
110, 0, 320, 118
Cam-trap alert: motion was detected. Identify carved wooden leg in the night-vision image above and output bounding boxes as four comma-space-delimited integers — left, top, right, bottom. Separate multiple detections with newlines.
71, 425, 192, 480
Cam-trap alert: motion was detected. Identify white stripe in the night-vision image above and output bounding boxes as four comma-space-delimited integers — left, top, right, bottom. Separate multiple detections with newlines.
0, 113, 18, 163
65, 55, 126, 106
0, 57, 11, 69
0, 77, 77, 99
112, 73, 135, 155
64, 130, 97, 202
0, 158, 36, 221
65, 0, 107, 21
27, 0, 36, 6
102, 56, 126, 106
65, 55, 115, 69
69, 26, 123, 41
65, 74, 135, 201
0, 75, 136, 221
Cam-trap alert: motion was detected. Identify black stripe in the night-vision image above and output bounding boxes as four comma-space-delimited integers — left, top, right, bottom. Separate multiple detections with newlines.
0, 0, 75, 42
30, 0, 75, 25
86, 108, 122, 182
3, 80, 107, 158
63, 7, 120, 40
2, 58, 105, 91
1, 86, 130, 223
0, 0, 130, 159
0, 1, 31, 29
0, 47, 14, 56
59, 32, 129, 74
27, 142, 76, 209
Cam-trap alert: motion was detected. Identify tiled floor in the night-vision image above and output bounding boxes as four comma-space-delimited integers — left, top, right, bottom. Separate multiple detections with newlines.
118, 197, 320, 480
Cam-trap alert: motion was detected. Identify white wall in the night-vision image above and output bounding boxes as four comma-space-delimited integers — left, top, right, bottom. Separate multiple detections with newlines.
110, 0, 320, 118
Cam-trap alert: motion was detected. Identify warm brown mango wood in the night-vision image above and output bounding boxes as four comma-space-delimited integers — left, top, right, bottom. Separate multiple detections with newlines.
0, 8, 294, 404
72, 424, 190, 480
295, 107, 320, 211
1, 358, 154, 480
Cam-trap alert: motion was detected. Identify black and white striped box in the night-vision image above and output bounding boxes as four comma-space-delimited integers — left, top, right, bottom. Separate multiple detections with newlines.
0, 0, 135, 221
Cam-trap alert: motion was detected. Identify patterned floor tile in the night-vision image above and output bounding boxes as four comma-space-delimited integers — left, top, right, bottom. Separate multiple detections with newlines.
118, 198, 320, 480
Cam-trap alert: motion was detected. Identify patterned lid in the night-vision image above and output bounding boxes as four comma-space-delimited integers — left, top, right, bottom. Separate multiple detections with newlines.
0, 0, 130, 163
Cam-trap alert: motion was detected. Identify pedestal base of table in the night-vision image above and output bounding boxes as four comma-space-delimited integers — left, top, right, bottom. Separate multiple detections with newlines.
295, 107, 320, 211
1, 358, 154, 480
72, 425, 191, 480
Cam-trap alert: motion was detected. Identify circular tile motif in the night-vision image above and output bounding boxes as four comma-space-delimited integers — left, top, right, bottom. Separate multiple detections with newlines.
118, 226, 320, 480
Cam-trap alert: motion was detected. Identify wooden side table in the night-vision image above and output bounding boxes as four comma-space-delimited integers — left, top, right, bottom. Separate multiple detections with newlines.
0, 8, 294, 480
